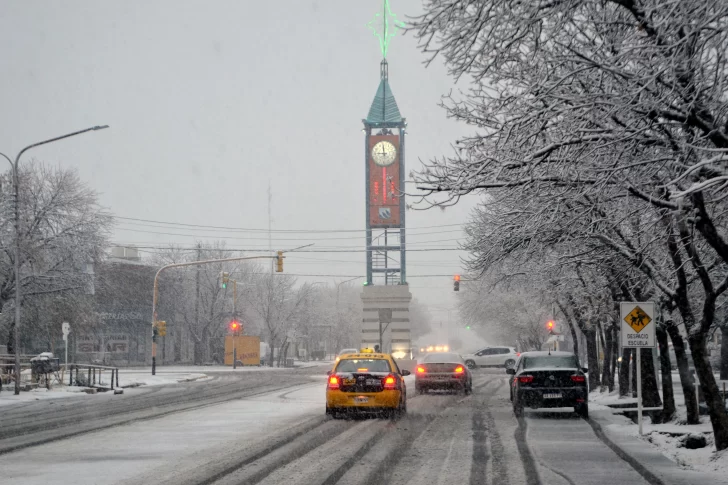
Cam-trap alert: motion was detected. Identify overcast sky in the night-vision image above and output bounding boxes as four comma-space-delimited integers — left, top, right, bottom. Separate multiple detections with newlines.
0, 1, 480, 332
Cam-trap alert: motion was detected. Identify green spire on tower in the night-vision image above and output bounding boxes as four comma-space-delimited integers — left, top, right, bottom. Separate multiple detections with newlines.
367, 0, 406, 58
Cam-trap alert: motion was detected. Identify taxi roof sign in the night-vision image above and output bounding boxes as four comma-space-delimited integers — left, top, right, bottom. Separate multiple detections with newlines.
360, 348, 374, 353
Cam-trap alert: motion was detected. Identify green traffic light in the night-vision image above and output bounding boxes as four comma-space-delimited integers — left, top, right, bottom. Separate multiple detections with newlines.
466, 326, 471, 330
222, 283, 227, 289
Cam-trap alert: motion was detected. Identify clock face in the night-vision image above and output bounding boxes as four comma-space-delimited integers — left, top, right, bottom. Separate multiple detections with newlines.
371, 141, 397, 167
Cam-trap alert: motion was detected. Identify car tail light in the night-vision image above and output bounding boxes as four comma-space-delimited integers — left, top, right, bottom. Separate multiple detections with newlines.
576, 398, 585, 403
454, 366, 464, 374
328, 376, 340, 389
518, 375, 534, 384
516, 352, 521, 357
571, 375, 586, 383
383, 375, 396, 389
417, 366, 426, 374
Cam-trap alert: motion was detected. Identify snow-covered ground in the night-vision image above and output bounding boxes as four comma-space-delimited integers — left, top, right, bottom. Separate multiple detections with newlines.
588, 372, 728, 478
0, 368, 209, 407
0, 382, 327, 485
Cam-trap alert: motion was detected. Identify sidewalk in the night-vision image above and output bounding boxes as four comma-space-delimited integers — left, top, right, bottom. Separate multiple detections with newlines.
588, 375, 728, 484
589, 408, 727, 484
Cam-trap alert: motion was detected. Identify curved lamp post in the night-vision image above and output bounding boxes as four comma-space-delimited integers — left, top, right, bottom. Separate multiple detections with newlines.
0, 125, 109, 394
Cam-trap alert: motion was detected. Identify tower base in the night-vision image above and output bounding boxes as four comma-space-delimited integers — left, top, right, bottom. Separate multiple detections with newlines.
360, 285, 414, 370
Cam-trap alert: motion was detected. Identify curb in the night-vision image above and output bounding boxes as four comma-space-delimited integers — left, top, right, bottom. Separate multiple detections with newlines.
587, 416, 665, 485
120, 374, 208, 389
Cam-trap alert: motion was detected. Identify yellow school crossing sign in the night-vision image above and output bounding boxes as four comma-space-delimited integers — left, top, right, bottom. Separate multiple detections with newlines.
624, 306, 652, 333
620, 302, 655, 348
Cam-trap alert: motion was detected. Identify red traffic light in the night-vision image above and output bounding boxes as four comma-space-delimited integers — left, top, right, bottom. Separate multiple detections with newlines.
546, 320, 555, 330
454, 274, 461, 281
229, 321, 241, 332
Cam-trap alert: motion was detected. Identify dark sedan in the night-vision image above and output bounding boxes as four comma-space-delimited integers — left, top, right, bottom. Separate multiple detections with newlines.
507, 351, 588, 418
415, 352, 473, 395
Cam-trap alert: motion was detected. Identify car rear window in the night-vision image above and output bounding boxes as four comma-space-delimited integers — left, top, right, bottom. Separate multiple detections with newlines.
336, 358, 391, 373
423, 352, 462, 363
523, 355, 578, 369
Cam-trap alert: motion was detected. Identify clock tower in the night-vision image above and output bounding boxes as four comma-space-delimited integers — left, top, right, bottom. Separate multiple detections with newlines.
363, 58, 407, 286
360, 56, 412, 364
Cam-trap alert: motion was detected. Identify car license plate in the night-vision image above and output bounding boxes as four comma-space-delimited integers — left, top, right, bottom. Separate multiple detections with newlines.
543, 393, 561, 399
354, 396, 369, 404
365, 379, 380, 386
343, 378, 356, 386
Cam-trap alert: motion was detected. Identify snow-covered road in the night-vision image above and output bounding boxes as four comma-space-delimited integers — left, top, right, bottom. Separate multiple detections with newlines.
1, 368, 722, 485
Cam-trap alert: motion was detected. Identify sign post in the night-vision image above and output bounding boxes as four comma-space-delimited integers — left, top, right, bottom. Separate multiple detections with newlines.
620, 302, 655, 435
61, 322, 70, 371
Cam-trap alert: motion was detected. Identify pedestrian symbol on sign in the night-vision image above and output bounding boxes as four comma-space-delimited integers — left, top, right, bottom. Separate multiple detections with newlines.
624, 306, 652, 333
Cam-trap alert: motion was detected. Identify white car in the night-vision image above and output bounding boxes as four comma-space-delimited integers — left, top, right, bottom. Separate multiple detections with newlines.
335, 348, 359, 362
463, 346, 518, 369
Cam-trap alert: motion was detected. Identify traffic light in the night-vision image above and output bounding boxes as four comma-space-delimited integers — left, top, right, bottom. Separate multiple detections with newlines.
229, 320, 242, 334
221, 272, 230, 289
546, 320, 555, 332
157, 321, 167, 337
453, 274, 460, 291
465, 325, 471, 330
276, 251, 284, 273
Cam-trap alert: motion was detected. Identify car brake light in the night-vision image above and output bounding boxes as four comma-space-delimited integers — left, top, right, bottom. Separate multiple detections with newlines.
417, 366, 426, 374
328, 376, 340, 389
571, 375, 586, 383
383, 375, 396, 389
516, 352, 521, 357
518, 375, 534, 384
454, 366, 464, 374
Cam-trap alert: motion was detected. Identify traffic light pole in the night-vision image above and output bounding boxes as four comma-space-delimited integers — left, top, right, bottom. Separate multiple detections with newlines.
233, 280, 237, 370
151, 254, 279, 375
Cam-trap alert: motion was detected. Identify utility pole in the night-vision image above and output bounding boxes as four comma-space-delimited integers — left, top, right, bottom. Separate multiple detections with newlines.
194, 243, 201, 365
268, 182, 273, 274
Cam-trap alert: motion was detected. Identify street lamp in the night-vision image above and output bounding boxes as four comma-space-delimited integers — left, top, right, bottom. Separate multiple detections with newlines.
0, 125, 109, 395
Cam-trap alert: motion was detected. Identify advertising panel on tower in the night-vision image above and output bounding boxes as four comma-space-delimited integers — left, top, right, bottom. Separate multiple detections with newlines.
368, 134, 401, 227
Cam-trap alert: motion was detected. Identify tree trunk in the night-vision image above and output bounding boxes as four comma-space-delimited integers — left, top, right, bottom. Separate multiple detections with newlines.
639, 348, 663, 422
688, 334, 728, 450
619, 348, 631, 397
602, 325, 613, 391
609, 325, 619, 392
584, 327, 600, 389
656, 324, 676, 423
721, 325, 728, 381
666, 323, 699, 424
6, 321, 15, 355
193, 339, 204, 365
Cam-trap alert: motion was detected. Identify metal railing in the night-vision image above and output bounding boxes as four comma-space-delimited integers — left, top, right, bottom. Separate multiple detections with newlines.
67, 364, 120, 390
0, 362, 119, 392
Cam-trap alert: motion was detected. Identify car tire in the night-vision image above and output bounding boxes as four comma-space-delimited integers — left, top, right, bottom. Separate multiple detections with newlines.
575, 403, 589, 419
513, 397, 524, 417
465, 360, 476, 370
464, 383, 472, 395
504, 359, 515, 368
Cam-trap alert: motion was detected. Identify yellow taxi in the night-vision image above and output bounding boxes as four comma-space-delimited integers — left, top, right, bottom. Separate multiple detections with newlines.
326, 348, 410, 418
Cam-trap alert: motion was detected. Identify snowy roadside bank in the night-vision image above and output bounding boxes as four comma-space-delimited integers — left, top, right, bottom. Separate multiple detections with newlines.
0, 369, 209, 406
588, 386, 728, 483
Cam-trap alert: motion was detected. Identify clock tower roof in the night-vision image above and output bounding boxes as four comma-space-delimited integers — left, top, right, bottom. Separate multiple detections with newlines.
365, 59, 403, 125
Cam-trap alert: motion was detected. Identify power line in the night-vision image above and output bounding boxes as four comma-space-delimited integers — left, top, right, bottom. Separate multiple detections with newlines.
112, 215, 465, 233
111, 244, 464, 253
114, 225, 464, 242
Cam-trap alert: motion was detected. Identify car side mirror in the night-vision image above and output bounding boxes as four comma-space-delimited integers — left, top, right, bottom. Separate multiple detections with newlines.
326, 370, 332, 376
401, 370, 411, 376
582, 368, 588, 373
506, 368, 516, 375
